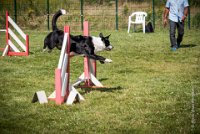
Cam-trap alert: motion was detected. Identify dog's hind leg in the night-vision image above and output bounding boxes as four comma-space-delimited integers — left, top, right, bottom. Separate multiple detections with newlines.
43, 32, 54, 52
43, 37, 49, 52
43, 43, 48, 52
43, 42, 53, 53
43, 44, 52, 53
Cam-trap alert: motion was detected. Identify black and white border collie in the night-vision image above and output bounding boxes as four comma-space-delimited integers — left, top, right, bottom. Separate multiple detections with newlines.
43, 9, 113, 64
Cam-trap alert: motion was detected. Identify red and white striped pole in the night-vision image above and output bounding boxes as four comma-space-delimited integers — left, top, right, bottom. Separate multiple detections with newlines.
55, 26, 70, 105
83, 21, 97, 87
65, 25, 70, 101
6, 11, 10, 55
26, 35, 29, 56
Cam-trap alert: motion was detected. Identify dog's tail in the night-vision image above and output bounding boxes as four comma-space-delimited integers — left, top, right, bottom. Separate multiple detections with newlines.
52, 9, 66, 31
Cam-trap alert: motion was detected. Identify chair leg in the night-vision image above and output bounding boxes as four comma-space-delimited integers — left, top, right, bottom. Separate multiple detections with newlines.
128, 23, 130, 33
134, 24, 136, 32
143, 23, 145, 33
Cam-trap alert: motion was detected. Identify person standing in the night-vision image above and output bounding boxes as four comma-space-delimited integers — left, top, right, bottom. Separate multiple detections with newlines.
163, 0, 189, 51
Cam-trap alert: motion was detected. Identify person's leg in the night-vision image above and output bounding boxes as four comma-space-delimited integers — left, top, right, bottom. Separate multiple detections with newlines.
177, 21, 184, 47
169, 20, 177, 49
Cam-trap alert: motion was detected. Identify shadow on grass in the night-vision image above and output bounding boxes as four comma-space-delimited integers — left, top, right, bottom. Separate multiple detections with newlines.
29, 51, 35, 54
98, 78, 123, 92
179, 44, 197, 48
99, 78, 109, 82
97, 86, 123, 92
80, 86, 123, 94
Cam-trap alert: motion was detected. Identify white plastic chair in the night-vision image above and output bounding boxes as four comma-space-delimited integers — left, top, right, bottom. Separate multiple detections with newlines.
127, 12, 147, 33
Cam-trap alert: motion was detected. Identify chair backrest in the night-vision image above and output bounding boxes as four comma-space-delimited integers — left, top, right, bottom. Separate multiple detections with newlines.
129, 12, 147, 23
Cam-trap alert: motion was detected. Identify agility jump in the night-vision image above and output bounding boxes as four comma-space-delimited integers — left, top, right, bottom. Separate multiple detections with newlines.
73, 21, 104, 89
48, 21, 107, 105
48, 26, 84, 105
2, 11, 29, 56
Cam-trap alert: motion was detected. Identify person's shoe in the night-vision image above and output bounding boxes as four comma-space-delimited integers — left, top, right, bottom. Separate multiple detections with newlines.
171, 47, 177, 51
177, 42, 181, 48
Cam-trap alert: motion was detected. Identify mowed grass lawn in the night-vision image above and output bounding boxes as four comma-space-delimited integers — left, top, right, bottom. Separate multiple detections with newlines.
0, 28, 200, 134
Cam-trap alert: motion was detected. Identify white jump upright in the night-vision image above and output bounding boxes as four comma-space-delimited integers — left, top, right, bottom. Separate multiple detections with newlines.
2, 11, 29, 56
73, 21, 104, 89
48, 26, 84, 105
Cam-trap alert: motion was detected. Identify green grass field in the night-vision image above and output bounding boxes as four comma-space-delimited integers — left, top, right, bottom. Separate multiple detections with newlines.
0, 28, 200, 134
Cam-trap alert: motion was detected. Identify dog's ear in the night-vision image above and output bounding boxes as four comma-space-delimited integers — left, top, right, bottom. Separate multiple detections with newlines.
99, 33, 103, 38
106, 34, 111, 39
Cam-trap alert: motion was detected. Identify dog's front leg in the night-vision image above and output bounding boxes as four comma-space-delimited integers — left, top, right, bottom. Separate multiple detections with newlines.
86, 54, 112, 64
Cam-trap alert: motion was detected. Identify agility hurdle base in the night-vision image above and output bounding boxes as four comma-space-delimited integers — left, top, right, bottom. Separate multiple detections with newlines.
48, 26, 84, 105
73, 21, 104, 89
2, 11, 29, 56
